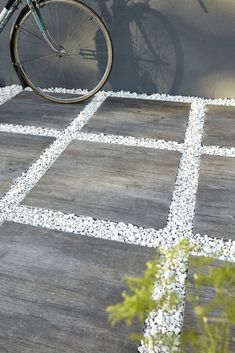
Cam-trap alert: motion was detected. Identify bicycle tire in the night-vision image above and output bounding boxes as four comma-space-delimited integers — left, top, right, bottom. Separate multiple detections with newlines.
129, 7, 184, 95
10, 0, 113, 103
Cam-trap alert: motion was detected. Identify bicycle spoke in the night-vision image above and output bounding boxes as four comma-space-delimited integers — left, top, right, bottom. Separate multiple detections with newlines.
66, 5, 74, 42
20, 52, 57, 64
20, 26, 50, 48
46, 55, 61, 88
55, 3, 59, 41
32, 56, 57, 85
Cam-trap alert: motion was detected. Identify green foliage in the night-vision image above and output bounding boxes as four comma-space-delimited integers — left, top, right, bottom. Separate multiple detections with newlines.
106, 238, 235, 353
107, 256, 159, 328
106, 239, 192, 347
182, 258, 235, 353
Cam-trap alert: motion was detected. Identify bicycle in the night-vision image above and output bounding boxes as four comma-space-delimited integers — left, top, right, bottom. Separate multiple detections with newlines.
98, 0, 184, 95
0, 0, 113, 103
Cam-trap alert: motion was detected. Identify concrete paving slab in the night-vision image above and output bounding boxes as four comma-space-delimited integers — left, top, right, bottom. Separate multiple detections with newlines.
0, 222, 155, 353
204, 105, 235, 148
0, 132, 53, 198
194, 155, 235, 240
0, 91, 88, 129
24, 140, 180, 229
82, 97, 189, 142
182, 256, 235, 353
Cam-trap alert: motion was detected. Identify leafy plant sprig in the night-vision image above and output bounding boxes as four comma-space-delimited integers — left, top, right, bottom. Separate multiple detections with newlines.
106, 239, 235, 353
181, 258, 235, 353
107, 239, 193, 351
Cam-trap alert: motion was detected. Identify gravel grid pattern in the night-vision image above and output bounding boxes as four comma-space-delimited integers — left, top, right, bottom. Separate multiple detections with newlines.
0, 85, 235, 353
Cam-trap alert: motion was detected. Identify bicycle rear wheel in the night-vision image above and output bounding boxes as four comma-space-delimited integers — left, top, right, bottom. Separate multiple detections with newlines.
10, 0, 113, 103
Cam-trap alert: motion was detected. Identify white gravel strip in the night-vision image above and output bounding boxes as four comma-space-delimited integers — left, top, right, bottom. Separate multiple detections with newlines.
140, 98, 235, 353
204, 97, 235, 106
74, 132, 184, 152
140, 235, 235, 353
0, 85, 22, 105
140, 242, 189, 353
0, 91, 108, 215
140, 99, 206, 353
0, 123, 60, 138
109, 90, 194, 104
0, 123, 182, 152
22, 84, 235, 106
3, 84, 235, 107
203, 145, 235, 157
166, 99, 205, 237
5, 206, 235, 262
191, 233, 235, 262
5, 205, 166, 248
110, 89, 235, 107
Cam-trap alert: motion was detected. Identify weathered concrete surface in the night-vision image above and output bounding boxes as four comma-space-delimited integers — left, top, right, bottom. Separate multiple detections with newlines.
0, 131, 53, 197
24, 140, 180, 229
0, 91, 87, 129
203, 105, 235, 147
194, 155, 235, 240
0, 222, 155, 353
83, 97, 189, 143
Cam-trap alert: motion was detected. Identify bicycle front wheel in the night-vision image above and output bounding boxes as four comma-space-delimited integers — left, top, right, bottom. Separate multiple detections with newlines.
10, 0, 113, 103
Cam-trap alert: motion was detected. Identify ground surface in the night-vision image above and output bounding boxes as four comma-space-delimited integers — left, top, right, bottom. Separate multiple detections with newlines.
0, 86, 234, 353
182, 256, 235, 353
0, 222, 154, 353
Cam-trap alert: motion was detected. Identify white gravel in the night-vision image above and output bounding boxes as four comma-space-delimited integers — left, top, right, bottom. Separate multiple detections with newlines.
74, 132, 183, 152
0, 123, 60, 138
0, 90, 107, 212
0, 85, 22, 105
166, 99, 206, 238
203, 145, 235, 157
0, 85, 235, 353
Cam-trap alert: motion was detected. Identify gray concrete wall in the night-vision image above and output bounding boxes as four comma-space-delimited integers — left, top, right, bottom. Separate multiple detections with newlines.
1, 0, 235, 99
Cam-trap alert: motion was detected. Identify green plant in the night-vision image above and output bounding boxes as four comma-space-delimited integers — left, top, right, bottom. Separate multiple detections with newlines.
107, 239, 192, 351
181, 257, 235, 353
106, 239, 235, 353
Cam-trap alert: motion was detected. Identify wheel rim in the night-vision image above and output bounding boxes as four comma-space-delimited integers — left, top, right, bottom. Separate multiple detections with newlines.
13, 0, 113, 103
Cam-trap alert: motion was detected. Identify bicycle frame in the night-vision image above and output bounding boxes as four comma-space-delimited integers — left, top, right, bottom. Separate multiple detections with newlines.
0, 0, 44, 33
0, 0, 62, 52
0, 0, 20, 33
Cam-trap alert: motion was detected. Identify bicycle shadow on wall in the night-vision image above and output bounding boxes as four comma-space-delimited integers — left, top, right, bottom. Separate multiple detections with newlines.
96, 0, 184, 95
